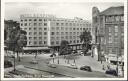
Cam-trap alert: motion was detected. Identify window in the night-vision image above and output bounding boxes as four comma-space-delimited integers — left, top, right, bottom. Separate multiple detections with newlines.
108, 36, 112, 43
115, 16, 120, 21
121, 16, 124, 21
65, 36, 68, 39
70, 32, 72, 35
56, 27, 59, 30
24, 23, 27, 26
39, 41, 42, 44
114, 37, 118, 43
29, 41, 32, 45
29, 19, 32, 21
29, 23, 31, 26
73, 36, 76, 39
44, 37, 47, 39
34, 23, 37, 26
70, 41, 72, 43
39, 28, 42, 30
80, 28, 82, 30
61, 27, 64, 30
65, 32, 68, 35
77, 40, 79, 43
34, 19, 37, 21
83, 28, 85, 30
51, 41, 54, 45
39, 32, 42, 35
39, 37, 42, 40
73, 28, 75, 30
56, 41, 59, 44
56, 32, 59, 35
61, 32, 64, 35
29, 28, 31, 30
73, 40, 76, 43
21, 23, 23, 26
29, 32, 32, 35
25, 19, 27, 21
56, 37, 59, 40
34, 32, 37, 35
56, 23, 59, 26
70, 28, 72, 30
34, 37, 37, 40
70, 23, 72, 26
44, 23, 47, 26
66, 23, 68, 26
39, 19, 42, 21
108, 27, 111, 32
73, 32, 76, 35
114, 26, 118, 32
70, 36, 72, 39
65, 28, 68, 30
44, 32, 47, 35
51, 37, 54, 40
51, 32, 54, 35
39, 23, 42, 26
61, 37, 64, 39
44, 28, 47, 30
29, 37, 32, 40
44, 41, 47, 44
51, 27, 54, 30
114, 33, 118, 36
24, 28, 27, 30
34, 41, 37, 45
77, 28, 79, 30
34, 28, 37, 30
21, 20, 23, 22
44, 19, 47, 21
61, 23, 64, 26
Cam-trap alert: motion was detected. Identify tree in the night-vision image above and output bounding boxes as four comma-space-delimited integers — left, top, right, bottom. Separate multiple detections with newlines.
59, 40, 72, 55
80, 30, 92, 56
6, 26, 27, 71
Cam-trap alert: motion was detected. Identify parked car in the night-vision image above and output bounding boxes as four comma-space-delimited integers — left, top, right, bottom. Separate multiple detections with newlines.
67, 63, 78, 69
30, 60, 38, 64
47, 64, 57, 68
80, 66, 92, 72
105, 69, 117, 76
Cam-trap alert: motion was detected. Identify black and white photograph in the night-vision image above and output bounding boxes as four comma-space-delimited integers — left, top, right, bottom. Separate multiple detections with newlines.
1, 0, 127, 80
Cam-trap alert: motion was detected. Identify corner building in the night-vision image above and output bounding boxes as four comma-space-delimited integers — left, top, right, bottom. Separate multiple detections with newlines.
92, 6, 124, 58
20, 14, 91, 51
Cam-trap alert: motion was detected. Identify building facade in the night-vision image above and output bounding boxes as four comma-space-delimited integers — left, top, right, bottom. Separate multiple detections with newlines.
20, 14, 91, 51
92, 6, 124, 57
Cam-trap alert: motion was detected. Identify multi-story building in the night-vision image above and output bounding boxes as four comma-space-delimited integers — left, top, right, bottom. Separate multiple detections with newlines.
20, 14, 91, 52
92, 6, 124, 61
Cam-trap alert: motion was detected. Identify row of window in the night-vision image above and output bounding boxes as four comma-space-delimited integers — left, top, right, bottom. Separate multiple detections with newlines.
28, 32, 47, 35
28, 36, 80, 40
21, 22, 90, 27
105, 15, 124, 23
51, 40, 80, 45
28, 40, 80, 45
21, 23, 47, 26
21, 18, 87, 24
27, 31, 82, 35
23, 27, 91, 31
29, 41, 47, 45
108, 36, 124, 43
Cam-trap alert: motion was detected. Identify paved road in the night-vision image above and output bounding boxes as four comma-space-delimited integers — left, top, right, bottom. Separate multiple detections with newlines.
5, 55, 115, 78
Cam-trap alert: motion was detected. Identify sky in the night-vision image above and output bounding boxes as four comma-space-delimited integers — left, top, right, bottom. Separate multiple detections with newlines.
5, 2, 124, 22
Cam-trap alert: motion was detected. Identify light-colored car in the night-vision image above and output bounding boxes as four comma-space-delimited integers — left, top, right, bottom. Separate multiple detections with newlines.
67, 63, 78, 69
47, 64, 57, 68
30, 60, 38, 64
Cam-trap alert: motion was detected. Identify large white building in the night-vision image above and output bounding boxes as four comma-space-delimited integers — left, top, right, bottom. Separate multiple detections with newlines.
20, 14, 91, 52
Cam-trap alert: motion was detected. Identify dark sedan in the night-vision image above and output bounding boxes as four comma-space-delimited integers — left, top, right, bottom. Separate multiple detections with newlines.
80, 66, 92, 72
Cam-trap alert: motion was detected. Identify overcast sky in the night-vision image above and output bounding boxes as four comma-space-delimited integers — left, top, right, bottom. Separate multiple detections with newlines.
5, 2, 123, 22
